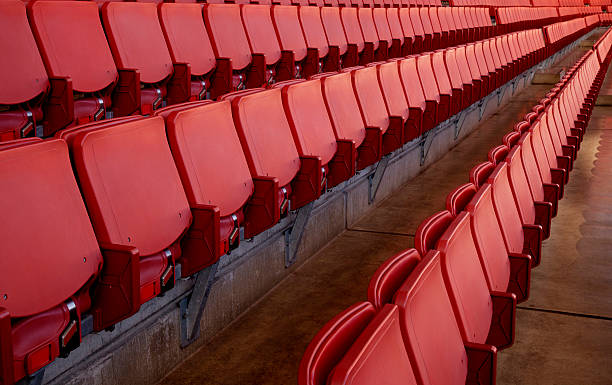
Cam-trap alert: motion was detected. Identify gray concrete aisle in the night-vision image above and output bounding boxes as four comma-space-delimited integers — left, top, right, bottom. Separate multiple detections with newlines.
158, 40, 607, 385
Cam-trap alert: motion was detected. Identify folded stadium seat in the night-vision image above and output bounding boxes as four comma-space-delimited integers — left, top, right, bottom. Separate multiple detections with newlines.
505, 146, 552, 239
298, 7, 335, 74
498, 35, 518, 79
372, 8, 393, 60
362, 0, 376, 7
55, 116, 145, 150
28, 1, 116, 137
317, 72, 381, 170
374, 62, 422, 142
488, 145, 510, 166
416, 53, 450, 127
415, 210, 454, 257
158, 3, 220, 102
519, 132, 560, 216
487, 162, 543, 266
349, 66, 404, 154
0, 1, 48, 141
358, 8, 387, 62
437, 7, 457, 48
443, 49, 468, 112
507, 34, 526, 74
428, 7, 445, 50
477, 7, 493, 39
0, 140, 103, 384
221, 87, 327, 210
454, 46, 479, 105
298, 302, 420, 385
450, 7, 467, 45
0, 137, 42, 150
274, 78, 355, 189
398, 8, 417, 55
271, 6, 314, 79
424, 52, 454, 123
494, 36, 514, 84
474, 42, 496, 95
367, 249, 421, 310
466, 185, 532, 303
398, 57, 433, 135
409, 8, 427, 53
385, 8, 406, 59
557, 92, 584, 142
203, 4, 263, 98
393, 251, 498, 385
68, 117, 195, 330
102, 3, 194, 115
320, 7, 352, 70
543, 111, 574, 173
154, 101, 264, 273
465, 44, 489, 99
459, 7, 475, 43
418, 7, 437, 51
435, 210, 518, 350
341, 8, 371, 66
484, 39, 504, 89
470, 161, 496, 189
551, 98, 580, 154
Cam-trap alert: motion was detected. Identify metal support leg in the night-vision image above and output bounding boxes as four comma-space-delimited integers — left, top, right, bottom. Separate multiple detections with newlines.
368, 155, 390, 204
284, 202, 314, 268
454, 109, 467, 140
179, 262, 219, 348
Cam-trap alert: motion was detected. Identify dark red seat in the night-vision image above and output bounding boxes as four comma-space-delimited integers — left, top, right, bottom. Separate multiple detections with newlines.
445, 183, 477, 217
0, 139, 102, 384
0, 0, 48, 141
470, 161, 496, 188
69, 117, 192, 330
158, 3, 217, 102
415, 210, 453, 256
102, 2, 192, 115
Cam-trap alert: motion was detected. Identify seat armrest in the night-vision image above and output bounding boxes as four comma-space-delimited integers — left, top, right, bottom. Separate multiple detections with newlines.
328, 139, 357, 188
486, 291, 517, 350
534, 201, 552, 239
465, 341, 497, 385
45, 76, 75, 136
210, 58, 233, 100
291, 155, 324, 210
508, 253, 531, 303
167, 62, 192, 105
244, 176, 281, 238
543, 183, 559, 217
522, 223, 542, 266
0, 308, 14, 385
181, 204, 221, 277
357, 126, 383, 170
382, 116, 405, 154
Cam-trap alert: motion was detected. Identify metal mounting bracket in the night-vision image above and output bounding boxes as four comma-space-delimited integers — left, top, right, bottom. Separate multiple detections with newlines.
284, 202, 314, 268
497, 84, 507, 106
479, 96, 491, 121
454, 109, 467, 140
420, 132, 435, 166
179, 261, 219, 348
368, 155, 390, 203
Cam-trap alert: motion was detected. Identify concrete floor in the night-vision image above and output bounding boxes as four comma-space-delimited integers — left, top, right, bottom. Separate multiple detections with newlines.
158, 39, 612, 385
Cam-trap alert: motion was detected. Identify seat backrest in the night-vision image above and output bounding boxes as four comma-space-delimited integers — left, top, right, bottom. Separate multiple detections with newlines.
487, 162, 526, 255
351, 67, 389, 133
272, 5, 308, 63
29, 0, 117, 93
241, 4, 281, 66
416, 54, 440, 102
529, 121, 553, 185
386, 8, 405, 46
484, 39, 502, 72
0, 0, 48, 105
373, 8, 392, 46
398, 57, 427, 110
0, 139, 102, 318
277, 79, 337, 165
445, 183, 477, 217
465, 44, 483, 81
393, 250, 468, 385
321, 7, 348, 55
203, 4, 252, 71
158, 3, 216, 77
319, 72, 366, 147
419, 6, 434, 36
415, 210, 453, 256
298, 6, 329, 58
358, 8, 380, 49
470, 161, 495, 188
505, 146, 536, 226
488, 145, 509, 165
432, 51, 452, 96
466, 184, 511, 293
409, 8, 425, 38
437, 7, 455, 34
72, 117, 191, 256
475, 42, 494, 75
327, 304, 419, 385
376, 62, 409, 121
436, 211, 493, 344
398, 8, 415, 40
429, 7, 442, 35
165, 101, 253, 216
519, 132, 546, 204
443, 49, 463, 91
298, 302, 376, 385
341, 7, 365, 52
367, 249, 421, 309
453, 46, 474, 85
102, 2, 173, 84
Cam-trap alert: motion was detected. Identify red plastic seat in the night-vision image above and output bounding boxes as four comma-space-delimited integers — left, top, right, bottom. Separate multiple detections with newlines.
158, 101, 256, 274
318, 72, 380, 170
465, 44, 487, 100
367, 249, 421, 309
221, 88, 324, 211
271, 6, 312, 79
431, 51, 457, 117
416, 54, 447, 128
102, 2, 190, 115
385, 8, 405, 59
445, 183, 477, 217
372, 8, 392, 61
298, 6, 334, 74
341, 8, 368, 67
0, 0, 48, 141
70, 117, 192, 330
358, 8, 385, 63
519, 132, 560, 216
487, 162, 543, 266
475, 42, 496, 94
320, 7, 350, 70
398, 57, 429, 137
298, 302, 418, 385
0, 140, 102, 383
455, 45, 479, 105
437, 7, 456, 47
29, 1, 116, 136
375, 62, 419, 142
159, 3, 217, 102
436, 211, 517, 350
409, 8, 427, 53
428, 7, 445, 49
443, 48, 468, 111
470, 161, 496, 188
419, 7, 436, 51
350, 66, 404, 154
415, 210, 453, 256
393, 250, 498, 385
398, 8, 416, 55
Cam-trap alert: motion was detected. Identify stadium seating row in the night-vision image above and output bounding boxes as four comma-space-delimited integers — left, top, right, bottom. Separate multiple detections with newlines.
297, 26, 612, 385
0, 6, 596, 383
0, 0, 601, 142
